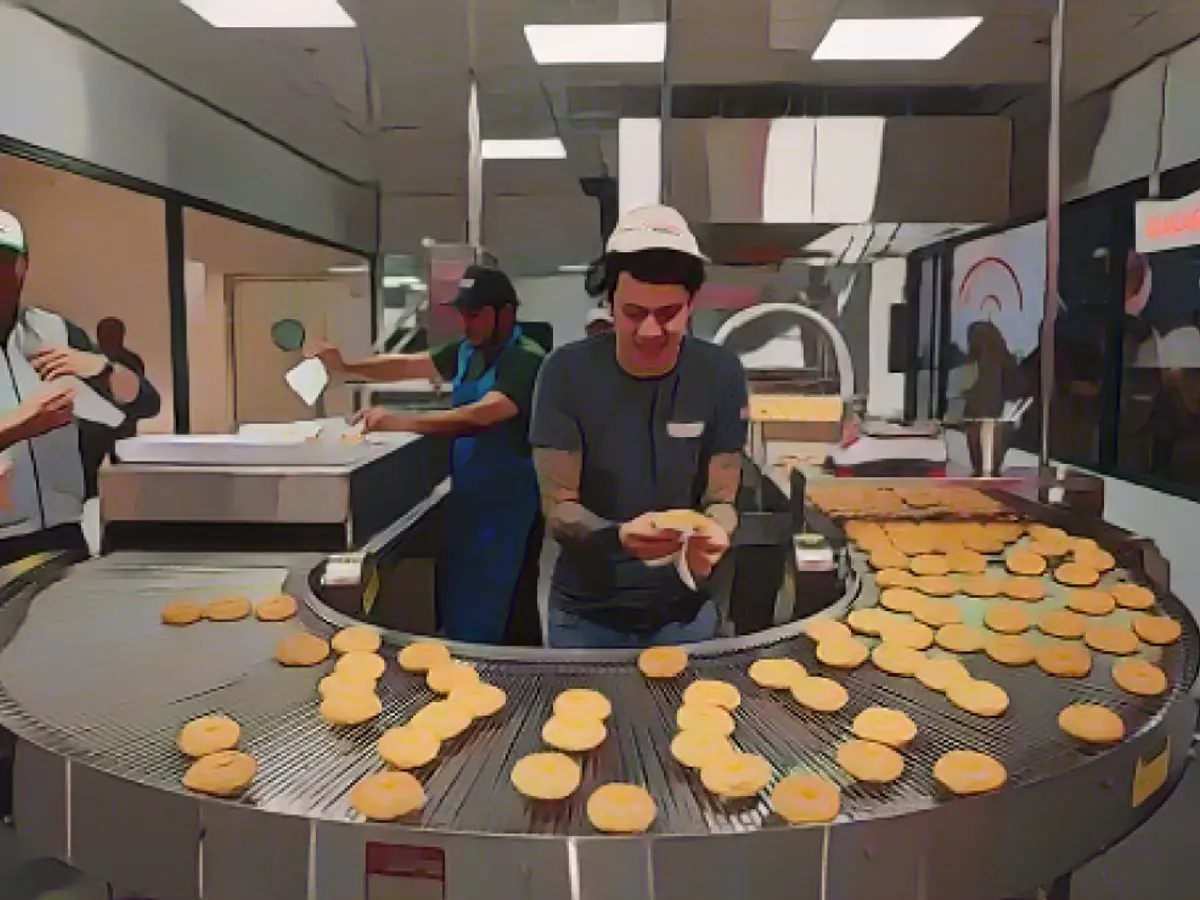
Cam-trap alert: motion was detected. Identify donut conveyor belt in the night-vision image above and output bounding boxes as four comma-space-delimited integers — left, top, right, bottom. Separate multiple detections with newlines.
0, 545, 1195, 900
0, 550, 1193, 831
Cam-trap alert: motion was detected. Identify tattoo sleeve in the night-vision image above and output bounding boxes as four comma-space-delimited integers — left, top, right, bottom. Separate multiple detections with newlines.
702, 451, 742, 535
532, 448, 621, 554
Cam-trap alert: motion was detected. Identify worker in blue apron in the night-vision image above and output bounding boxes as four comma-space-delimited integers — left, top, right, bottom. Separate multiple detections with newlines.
350, 266, 546, 644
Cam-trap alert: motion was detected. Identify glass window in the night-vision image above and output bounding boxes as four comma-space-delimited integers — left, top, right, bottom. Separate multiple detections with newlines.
1043, 190, 1136, 467
1119, 244, 1200, 490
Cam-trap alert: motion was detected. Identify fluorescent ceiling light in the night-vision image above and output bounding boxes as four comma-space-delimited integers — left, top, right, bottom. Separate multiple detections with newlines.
328, 264, 368, 274
813, 17, 982, 61
382, 276, 424, 289
179, 0, 355, 28
557, 264, 591, 273
524, 23, 667, 65
481, 138, 566, 160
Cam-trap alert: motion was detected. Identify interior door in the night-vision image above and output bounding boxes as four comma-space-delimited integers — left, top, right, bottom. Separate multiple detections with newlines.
232, 277, 371, 425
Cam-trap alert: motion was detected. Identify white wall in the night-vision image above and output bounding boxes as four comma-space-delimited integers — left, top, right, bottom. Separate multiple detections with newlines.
0, 5, 374, 251
867, 258, 906, 418
182, 209, 368, 432
0, 154, 174, 432
184, 262, 234, 434
512, 275, 597, 347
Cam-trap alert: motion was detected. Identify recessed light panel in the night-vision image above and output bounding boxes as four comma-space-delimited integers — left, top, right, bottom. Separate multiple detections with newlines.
179, 0, 355, 28
813, 17, 982, 61
481, 139, 567, 160
524, 23, 667, 64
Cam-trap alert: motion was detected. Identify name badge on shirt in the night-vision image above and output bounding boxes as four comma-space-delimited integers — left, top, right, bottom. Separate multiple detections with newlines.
666, 421, 704, 439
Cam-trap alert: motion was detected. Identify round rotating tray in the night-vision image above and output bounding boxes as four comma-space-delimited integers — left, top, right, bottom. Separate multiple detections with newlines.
0, 542, 1195, 900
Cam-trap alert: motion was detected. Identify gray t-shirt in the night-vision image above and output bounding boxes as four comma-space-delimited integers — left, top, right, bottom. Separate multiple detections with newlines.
529, 334, 749, 631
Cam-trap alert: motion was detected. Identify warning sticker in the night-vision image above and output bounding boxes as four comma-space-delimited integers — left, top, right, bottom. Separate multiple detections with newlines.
366, 843, 446, 899
1132, 737, 1171, 808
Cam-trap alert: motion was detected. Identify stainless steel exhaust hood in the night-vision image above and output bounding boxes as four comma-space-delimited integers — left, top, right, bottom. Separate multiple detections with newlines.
666, 117, 1012, 232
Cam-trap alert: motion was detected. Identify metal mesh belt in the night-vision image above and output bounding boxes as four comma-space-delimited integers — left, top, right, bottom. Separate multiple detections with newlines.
0, 551, 1194, 837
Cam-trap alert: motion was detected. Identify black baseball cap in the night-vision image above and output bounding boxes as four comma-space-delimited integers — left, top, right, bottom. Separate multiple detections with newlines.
445, 265, 519, 311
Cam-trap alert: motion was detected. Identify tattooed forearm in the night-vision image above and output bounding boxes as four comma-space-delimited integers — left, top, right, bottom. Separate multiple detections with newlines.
532, 448, 616, 548
702, 451, 742, 535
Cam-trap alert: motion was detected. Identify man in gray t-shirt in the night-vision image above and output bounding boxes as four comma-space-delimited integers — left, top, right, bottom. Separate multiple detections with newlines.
530, 205, 749, 648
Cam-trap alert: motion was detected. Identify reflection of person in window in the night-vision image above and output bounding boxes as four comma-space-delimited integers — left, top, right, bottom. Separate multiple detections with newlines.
961, 321, 1018, 419
1124, 249, 1200, 480
1148, 326, 1200, 480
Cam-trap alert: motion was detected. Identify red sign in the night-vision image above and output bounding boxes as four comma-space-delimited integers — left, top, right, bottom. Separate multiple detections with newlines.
1136, 189, 1200, 254
366, 843, 446, 899
1144, 209, 1200, 241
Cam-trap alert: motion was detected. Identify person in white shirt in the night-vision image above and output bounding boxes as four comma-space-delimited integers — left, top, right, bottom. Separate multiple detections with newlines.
0, 209, 160, 566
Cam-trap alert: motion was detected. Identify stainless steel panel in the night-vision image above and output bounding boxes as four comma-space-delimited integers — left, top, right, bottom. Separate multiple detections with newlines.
100, 433, 450, 545
667, 117, 1012, 227
312, 822, 573, 900
70, 763, 201, 900
101, 466, 351, 525
650, 829, 826, 900
200, 802, 313, 900
12, 739, 67, 860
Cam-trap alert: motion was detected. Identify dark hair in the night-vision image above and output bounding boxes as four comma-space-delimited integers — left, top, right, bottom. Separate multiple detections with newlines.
600, 249, 706, 303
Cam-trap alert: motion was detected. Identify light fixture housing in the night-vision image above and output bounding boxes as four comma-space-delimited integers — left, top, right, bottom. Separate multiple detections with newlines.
382, 276, 424, 289
481, 138, 567, 160
179, 0, 355, 28
812, 17, 982, 61
524, 22, 667, 65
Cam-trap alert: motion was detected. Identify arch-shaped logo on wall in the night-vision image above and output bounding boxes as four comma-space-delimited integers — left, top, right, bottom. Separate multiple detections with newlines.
955, 256, 1024, 315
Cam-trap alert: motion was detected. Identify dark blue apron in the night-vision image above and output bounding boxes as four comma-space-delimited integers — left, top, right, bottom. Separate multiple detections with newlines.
436, 328, 540, 643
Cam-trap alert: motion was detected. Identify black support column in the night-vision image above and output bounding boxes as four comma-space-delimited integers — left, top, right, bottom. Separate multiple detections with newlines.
164, 198, 190, 434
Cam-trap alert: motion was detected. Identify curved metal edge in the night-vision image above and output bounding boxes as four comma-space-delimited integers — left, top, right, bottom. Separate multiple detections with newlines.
9, 693, 1195, 900
294, 557, 861, 664
711, 301, 856, 401
358, 478, 452, 561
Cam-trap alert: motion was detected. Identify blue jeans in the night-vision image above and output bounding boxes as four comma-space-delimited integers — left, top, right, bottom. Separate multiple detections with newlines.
547, 601, 719, 649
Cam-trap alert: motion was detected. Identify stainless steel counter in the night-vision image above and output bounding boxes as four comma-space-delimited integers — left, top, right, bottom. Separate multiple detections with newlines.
100, 433, 450, 551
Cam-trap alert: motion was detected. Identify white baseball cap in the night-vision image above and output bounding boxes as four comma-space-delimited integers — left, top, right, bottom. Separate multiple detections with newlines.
605, 204, 708, 262
585, 306, 613, 326
0, 210, 26, 255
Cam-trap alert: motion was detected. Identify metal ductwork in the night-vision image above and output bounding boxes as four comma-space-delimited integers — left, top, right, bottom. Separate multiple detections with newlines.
662, 117, 1012, 264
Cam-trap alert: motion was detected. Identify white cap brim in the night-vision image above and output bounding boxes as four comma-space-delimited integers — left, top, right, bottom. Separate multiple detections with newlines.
606, 230, 709, 262
604, 204, 709, 261
0, 210, 26, 255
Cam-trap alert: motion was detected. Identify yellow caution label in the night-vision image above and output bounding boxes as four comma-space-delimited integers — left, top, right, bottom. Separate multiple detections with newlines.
3, 552, 53, 580
362, 568, 380, 617
1132, 737, 1170, 808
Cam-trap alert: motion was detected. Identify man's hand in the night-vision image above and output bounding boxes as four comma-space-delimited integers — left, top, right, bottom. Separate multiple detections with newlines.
685, 518, 731, 579
304, 341, 347, 374
619, 513, 685, 562
350, 407, 412, 434
9, 385, 76, 441
30, 347, 108, 381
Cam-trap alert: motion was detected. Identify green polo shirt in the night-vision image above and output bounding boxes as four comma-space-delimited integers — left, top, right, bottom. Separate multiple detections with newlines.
430, 335, 546, 458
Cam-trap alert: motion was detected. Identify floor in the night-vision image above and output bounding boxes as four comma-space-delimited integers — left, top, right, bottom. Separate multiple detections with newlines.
0, 754, 1195, 899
